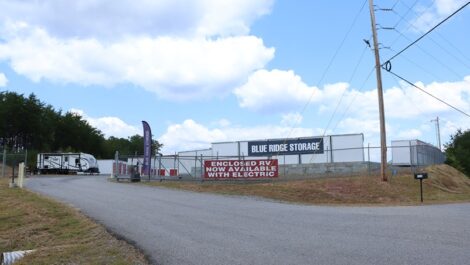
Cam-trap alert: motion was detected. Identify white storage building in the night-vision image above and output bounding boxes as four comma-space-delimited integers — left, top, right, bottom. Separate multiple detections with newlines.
173, 133, 365, 174
391, 140, 445, 166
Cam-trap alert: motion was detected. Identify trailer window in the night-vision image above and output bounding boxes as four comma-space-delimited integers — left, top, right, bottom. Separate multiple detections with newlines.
65, 157, 68, 162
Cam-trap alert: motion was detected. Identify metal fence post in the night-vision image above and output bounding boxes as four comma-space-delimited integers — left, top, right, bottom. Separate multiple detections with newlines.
114, 151, 119, 177
2, 148, 6, 177
200, 154, 203, 178
177, 154, 180, 177
194, 154, 197, 177
283, 155, 286, 177
158, 154, 162, 181
24, 149, 28, 172
409, 144, 414, 174
367, 144, 371, 176
153, 156, 157, 178
173, 154, 177, 174
11, 160, 16, 185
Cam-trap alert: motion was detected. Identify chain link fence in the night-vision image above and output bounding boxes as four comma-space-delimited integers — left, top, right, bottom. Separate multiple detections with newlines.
109, 143, 445, 181
0, 149, 28, 178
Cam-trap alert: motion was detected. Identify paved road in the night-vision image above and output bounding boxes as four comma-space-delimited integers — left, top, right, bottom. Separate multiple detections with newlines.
27, 175, 470, 265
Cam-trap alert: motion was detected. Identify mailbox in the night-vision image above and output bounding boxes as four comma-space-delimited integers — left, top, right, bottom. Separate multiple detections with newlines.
414, 172, 428, 203
414, 173, 428, 179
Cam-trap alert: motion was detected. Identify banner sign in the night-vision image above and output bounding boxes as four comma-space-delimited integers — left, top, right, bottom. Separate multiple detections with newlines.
248, 138, 324, 156
204, 159, 278, 179
142, 121, 152, 176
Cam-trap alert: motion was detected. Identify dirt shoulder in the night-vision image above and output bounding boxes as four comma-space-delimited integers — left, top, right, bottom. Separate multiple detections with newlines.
0, 178, 149, 265
144, 164, 470, 206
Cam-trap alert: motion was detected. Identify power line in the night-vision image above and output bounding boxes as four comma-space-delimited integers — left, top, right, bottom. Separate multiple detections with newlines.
435, 32, 470, 66
392, 0, 420, 28
386, 0, 468, 67
305, 38, 373, 165
383, 69, 470, 118
319, 46, 369, 142
391, 29, 464, 78
301, 0, 368, 115
385, 1, 470, 63
276, 0, 368, 157
423, 33, 470, 70
330, 66, 376, 133
388, 2, 470, 71
389, 72, 429, 117
381, 0, 435, 58
393, 52, 442, 86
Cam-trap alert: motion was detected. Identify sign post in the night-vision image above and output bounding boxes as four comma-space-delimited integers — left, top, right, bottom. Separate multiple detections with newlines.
414, 173, 428, 203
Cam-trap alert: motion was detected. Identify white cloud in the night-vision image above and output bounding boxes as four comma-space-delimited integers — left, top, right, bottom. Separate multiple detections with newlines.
0, 0, 273, 39
217, 119, 231, 127
337, 118, 381, 139
412, 0, 467, 32
158, 119, 322, 153
195, 0, 273, 37
0, 24, 274, 100
158, 119, 226, 152
154, 71, 470, 155
323, 76, 470, 146
69, 109, 140, 138
397, 129, 423, 139
440, 116, 470, 145
233, 69, 348, 112
347, 77, 470, 119
280, 112, 303, 127
231, 69, 469, 148
0, 1, 274, 100
0, 72, 7, 87
235, 68, 470, 118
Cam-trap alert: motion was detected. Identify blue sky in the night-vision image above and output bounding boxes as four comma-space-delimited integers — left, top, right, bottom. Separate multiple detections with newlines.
0, 0, 469, 157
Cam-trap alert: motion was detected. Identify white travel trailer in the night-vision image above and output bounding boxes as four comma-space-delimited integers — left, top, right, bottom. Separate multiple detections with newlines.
37, 153, 99, 174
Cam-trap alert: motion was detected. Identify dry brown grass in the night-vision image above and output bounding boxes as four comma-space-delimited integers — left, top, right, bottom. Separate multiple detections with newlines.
0, 165, 15, 177
145, 164, 470, 205
0, 178, 148, 265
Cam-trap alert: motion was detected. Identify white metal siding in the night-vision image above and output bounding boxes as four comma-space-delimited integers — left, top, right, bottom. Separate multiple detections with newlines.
97, 160, 113, 174
212, 142, 239, 157
331, 134, 364, 162
392, 140, 412, 165
392, 139, 444, 166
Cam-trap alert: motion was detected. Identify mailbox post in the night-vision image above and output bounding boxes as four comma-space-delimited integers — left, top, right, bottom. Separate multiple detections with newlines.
414, 173, 428, 203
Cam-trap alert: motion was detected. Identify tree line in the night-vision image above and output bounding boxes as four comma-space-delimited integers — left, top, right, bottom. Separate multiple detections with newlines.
445, 129, 470, 177
2, 91, 468, 177
0, 91, 162, 162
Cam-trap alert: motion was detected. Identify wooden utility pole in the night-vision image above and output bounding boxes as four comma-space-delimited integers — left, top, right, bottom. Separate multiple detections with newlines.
369, 0, 388, 181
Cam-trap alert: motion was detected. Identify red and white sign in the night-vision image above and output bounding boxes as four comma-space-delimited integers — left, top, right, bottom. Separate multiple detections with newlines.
204, 159, 278, 179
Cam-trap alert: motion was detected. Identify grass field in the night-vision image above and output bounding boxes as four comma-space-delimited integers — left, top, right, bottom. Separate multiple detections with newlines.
0, 178, 148, 265
145, 164, 470, 205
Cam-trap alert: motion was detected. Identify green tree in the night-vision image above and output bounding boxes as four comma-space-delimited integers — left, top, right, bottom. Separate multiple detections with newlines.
0, 91, 163, 160
0, 92, 60, 152
53, 112, 105, 156
103, 134, 163, 158
445, 129, 470, 177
